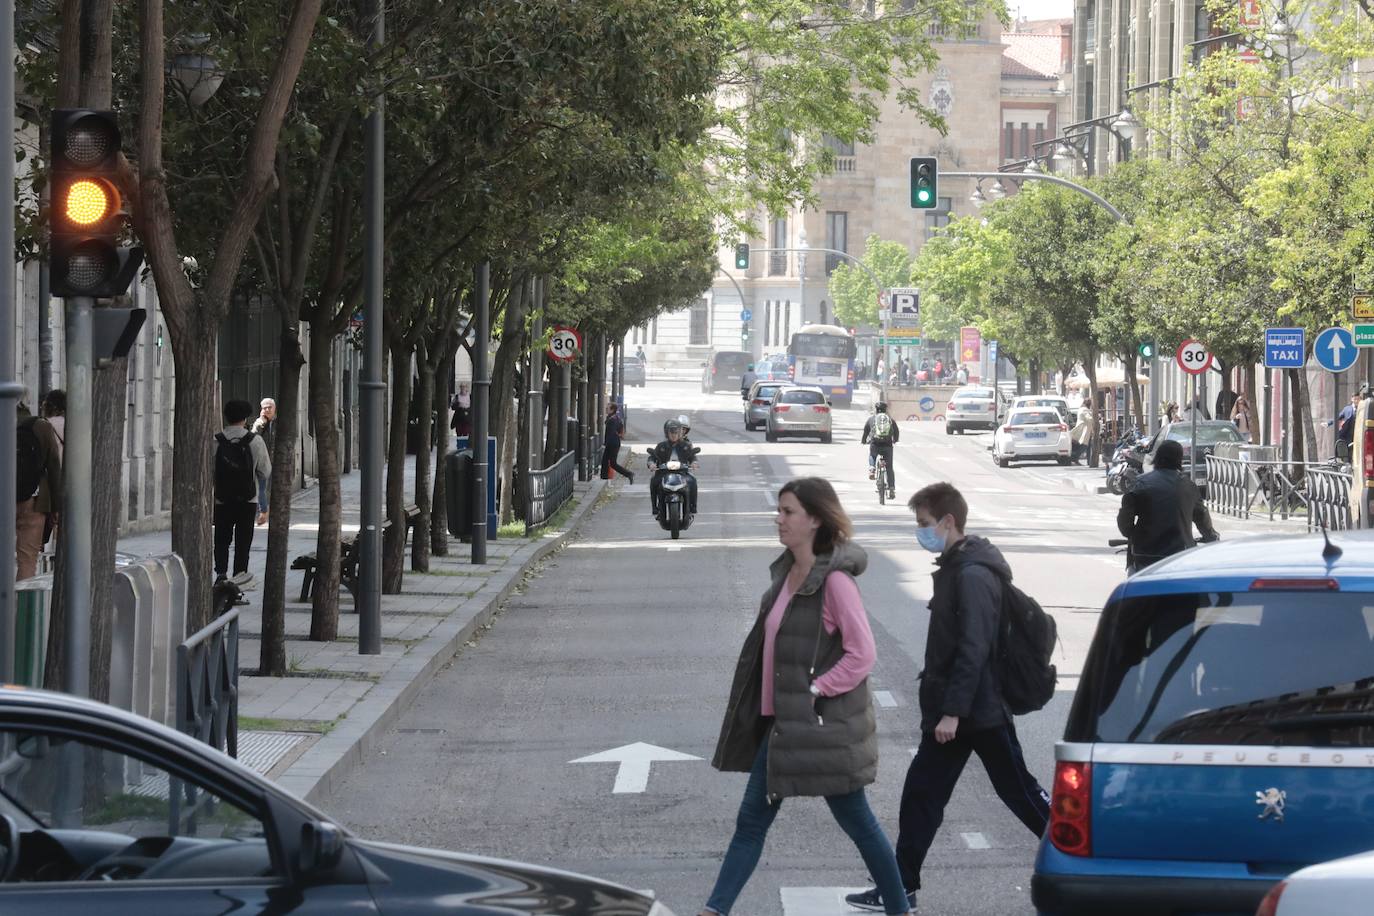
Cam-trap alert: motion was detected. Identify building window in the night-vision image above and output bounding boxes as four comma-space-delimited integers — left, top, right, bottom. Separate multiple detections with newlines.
769, 217, 787, 276
689, 298, 709, 345
1004, 121, 1015, 160
764, 301, 772, 346
825, 211, 848, 275
1020, 122, 1030, 159
651, 319, 657, 345
923, 197, 953, 240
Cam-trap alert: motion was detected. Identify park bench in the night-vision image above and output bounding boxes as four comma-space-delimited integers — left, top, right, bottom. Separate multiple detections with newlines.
291, 517, 393, 603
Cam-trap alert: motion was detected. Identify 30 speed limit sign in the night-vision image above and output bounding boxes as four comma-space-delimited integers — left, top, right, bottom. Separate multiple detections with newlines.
547, 327, 582, 362
1175, 338, 1212, 375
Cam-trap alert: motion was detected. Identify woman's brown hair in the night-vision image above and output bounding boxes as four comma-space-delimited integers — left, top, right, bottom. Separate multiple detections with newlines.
778, 477, 852, 555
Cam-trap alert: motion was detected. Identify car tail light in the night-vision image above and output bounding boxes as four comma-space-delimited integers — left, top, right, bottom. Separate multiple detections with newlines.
988, 403, 996, 411
848, 368, 855, 383
1049, 761, 1091, 856
753, 398, 769, 406
1250, 578, 1339, 591
1005, 426, 1022, 432
773, 405, 790, 412
813, 405, 829, 413
711, 366, 717, 375
1057, 423, 1068, 431
1365, 427, 1374, 477
1255, 880, 1285, 916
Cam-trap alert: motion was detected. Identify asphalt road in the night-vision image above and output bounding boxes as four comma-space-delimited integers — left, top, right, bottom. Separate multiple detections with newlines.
313, 380, 1188, 915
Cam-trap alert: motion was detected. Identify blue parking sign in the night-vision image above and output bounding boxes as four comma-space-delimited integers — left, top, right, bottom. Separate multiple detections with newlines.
1264, 328, 1304, 369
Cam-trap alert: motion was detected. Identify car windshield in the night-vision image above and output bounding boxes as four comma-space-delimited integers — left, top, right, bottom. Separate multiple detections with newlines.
1166, 423, 1243, 446
1010, 411, 1060, 426
781, 389, 824, 404
1067, 592, 1374, 745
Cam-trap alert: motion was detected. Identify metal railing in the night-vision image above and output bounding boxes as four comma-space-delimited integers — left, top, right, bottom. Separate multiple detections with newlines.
1205, 456, 1345, 523
581, 431, 603, 482
175, 607, 239, 760
526, 450, 577, 534
1305, 465, 1354, 532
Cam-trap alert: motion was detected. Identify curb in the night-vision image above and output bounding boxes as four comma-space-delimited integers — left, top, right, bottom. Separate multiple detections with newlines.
275, 479, 610, 803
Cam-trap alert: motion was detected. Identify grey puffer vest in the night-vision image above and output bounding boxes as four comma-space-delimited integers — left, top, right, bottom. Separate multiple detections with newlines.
710, 542, 878, 800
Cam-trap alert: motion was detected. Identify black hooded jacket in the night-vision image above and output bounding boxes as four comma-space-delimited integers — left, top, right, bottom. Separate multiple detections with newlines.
1116, 467, 1217, 564
919, 535, 1012, 733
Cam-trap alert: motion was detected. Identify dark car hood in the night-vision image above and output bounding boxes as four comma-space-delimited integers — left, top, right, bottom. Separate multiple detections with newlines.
351, 838, 656, 914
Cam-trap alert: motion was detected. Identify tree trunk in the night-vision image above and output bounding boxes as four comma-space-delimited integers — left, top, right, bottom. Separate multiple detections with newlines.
169, 331, 219, 634
1296, 367, 1318, 470
383, 340, 411, 593
431, 353, 450, 556
308, 333, 342, 641
259, 325, 305, 674
1085, 356, 1101, 468
411, 339, 433, 573
499, 400, 517, 526
1125, 352, 1143, 430
1058, 361, 1074, 396
88, 357, 129, 703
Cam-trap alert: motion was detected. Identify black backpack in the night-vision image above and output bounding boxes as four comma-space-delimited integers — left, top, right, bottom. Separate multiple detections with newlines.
16, 417, 44, 502
994, 578, 1059, 715
214, 432, 258, 502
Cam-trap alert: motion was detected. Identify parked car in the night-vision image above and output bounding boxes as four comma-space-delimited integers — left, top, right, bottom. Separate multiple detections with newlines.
765, 385, 832, 443
621, 356, 646, 387
1141, 419, 1245, 494
756, 354, 792, 383
1032, 533, 1374, 916
991, 408, 1072, 467
1256, 848, 1374, 915
744, 380, 785, 430
0, 687, 674, 915
701, 350, 752, 393
945, 386, 1004, 434
1011, 394, 1072, 426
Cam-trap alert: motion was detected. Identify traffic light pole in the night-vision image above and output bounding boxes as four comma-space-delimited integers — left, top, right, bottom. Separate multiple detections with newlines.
941, 171, 1127, 224
471, 263, 489, 565
61, 296, 94, 698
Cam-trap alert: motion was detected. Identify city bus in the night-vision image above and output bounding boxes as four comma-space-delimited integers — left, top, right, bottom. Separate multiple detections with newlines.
787, 323, 857, 408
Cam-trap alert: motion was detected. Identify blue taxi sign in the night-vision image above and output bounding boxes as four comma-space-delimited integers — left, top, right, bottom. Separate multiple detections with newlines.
1263, 328, 1305, 369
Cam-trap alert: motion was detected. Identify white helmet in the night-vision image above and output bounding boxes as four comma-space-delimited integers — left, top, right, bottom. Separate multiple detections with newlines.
677, 414, 691, 437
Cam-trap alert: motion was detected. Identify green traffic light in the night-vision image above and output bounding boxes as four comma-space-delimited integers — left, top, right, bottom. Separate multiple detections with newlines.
917, 188, 932, 204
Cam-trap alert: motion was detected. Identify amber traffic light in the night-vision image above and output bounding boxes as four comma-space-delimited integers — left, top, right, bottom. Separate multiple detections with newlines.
50, 110, 142, 298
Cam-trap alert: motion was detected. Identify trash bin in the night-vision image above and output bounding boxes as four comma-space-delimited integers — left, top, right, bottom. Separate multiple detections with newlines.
14, 575, 52, 687
446, 448, 474, 540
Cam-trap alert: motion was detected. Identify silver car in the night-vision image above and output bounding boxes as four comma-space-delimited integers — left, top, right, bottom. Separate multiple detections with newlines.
765, 385, 833, 443
945, 386, 1004, 434
744, 380, 784, 430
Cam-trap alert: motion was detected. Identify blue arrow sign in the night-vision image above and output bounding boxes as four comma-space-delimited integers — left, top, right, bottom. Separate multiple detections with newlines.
740, 309, 752, 322
1314, 327, 1357, 373
1264, 328, 1305, 369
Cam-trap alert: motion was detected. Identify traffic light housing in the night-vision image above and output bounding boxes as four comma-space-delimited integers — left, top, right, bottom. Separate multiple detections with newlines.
734, 243, 750, 270
910, 156, 938, 209
1138, 339, 1156, 359
50, 109, 143, 298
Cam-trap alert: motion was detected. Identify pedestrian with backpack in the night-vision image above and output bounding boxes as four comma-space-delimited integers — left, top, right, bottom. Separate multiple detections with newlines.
214, 399, 271, 587
15, 399, 62, 581
847, 481, 1051, 912
861, 401, 900, 499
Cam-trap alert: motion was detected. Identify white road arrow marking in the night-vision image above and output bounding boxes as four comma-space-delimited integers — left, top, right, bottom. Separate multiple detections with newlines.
1329, 334, 1347, 363
570, 742, 701, 793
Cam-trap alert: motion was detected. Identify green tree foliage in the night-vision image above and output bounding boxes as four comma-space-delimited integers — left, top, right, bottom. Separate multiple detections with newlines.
828, 235, 913, 329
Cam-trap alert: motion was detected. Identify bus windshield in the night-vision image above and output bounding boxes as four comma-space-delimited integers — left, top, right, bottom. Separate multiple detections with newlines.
789, 329, 857, 359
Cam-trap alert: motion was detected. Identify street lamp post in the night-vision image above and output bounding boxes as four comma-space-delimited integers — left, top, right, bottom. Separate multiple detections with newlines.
797, 228, 808, 325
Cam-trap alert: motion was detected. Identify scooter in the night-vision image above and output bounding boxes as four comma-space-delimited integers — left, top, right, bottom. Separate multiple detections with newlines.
648, 447, 699, 540
1105, 430, 1147, 495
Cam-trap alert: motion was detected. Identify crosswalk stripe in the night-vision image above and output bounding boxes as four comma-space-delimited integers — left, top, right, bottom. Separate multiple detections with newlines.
779, 887, 872, 915
873, 690, 898, 708
961, 831, 991, 849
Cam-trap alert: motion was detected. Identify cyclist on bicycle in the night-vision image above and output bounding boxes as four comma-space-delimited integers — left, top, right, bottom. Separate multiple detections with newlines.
862, 401, 900, 498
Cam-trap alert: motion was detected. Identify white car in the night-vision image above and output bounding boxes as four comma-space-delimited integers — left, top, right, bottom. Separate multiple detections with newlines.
991, 408, 1071, 467
1256, 848, 1374, 915
1010, 394, 1071, 425
945, 386, 1004, 434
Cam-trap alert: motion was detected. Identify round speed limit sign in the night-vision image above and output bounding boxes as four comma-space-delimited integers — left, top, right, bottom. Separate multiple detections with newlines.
547, 327, 582, 362
1176, 338, 1212, 375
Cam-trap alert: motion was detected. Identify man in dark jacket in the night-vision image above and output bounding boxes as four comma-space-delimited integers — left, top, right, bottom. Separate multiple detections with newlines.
599, 403, 635, 484
1117, 438, 1218, 572
847, 482, 1049, 912
861, 401, 900, 497
647, 419, 697, 515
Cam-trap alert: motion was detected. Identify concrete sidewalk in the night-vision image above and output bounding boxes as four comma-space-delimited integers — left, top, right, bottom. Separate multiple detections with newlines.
116, 457, 611, 803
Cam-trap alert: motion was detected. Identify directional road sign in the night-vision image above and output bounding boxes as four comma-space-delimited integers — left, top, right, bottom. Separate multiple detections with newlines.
1264, 327, 1305, 368
1356, 324, 1374, 348
889, 287, 920, 329
1176, 338, 1212, 375
1314, 326, 1358, 373
739, 308, 752, 322
876, 336, 922, 347
1354, 292, 1374, 320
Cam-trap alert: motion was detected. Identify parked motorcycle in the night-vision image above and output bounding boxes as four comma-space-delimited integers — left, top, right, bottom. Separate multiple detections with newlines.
1105, 429, 1147, 495
647, 447, 699, 539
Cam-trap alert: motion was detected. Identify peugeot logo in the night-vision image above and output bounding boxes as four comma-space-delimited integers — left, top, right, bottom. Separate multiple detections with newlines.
1256, 788, 1287, 822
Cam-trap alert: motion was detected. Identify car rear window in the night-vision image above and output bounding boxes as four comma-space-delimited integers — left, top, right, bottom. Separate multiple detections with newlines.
781, 389, 824, 404
959, 389, 994, 399
1166, 424, 1243, 445
1067, 592, 1374, 745
754, 385, 781, 400
714, 353, 751, 372
1010, 411, 1060, 425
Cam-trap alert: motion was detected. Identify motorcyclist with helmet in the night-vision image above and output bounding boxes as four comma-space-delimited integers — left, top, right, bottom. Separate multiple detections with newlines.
862, 401, 900, 499
648, 416, 699, 517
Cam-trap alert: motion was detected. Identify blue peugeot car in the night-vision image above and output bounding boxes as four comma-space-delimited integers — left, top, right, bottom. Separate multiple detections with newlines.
1033, 533, 1374, 915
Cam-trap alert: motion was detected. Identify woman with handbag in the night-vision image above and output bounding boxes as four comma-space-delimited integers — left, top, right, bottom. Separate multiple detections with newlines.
699, 477, 910, 916
1230, 395, 1254, 443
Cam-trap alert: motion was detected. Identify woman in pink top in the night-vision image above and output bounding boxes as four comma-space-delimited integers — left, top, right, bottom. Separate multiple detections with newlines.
702, 477, 910, 916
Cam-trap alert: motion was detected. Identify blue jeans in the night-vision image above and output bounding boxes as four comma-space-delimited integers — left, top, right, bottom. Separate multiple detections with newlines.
705, 741, 910, 915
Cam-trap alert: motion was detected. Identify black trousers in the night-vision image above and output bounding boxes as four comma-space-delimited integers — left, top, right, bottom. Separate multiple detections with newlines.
600, 442, 632, 479
213, 501, 258, 576
895, 722, 1050, 891
869, 442, 895, 490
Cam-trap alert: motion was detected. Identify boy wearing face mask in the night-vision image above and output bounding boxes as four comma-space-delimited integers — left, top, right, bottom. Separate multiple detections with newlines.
848, 482, 1049, 911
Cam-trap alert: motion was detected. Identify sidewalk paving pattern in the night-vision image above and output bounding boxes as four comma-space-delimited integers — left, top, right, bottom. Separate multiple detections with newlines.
116, 454, 609, 802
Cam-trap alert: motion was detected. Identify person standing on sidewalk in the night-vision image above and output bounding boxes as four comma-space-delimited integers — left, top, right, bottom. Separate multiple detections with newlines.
15, 398, 62, 581
214, 399, 271, 587
702, 477, 910, 916
848, 482, 1049, 912
599, 402, 634, 483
